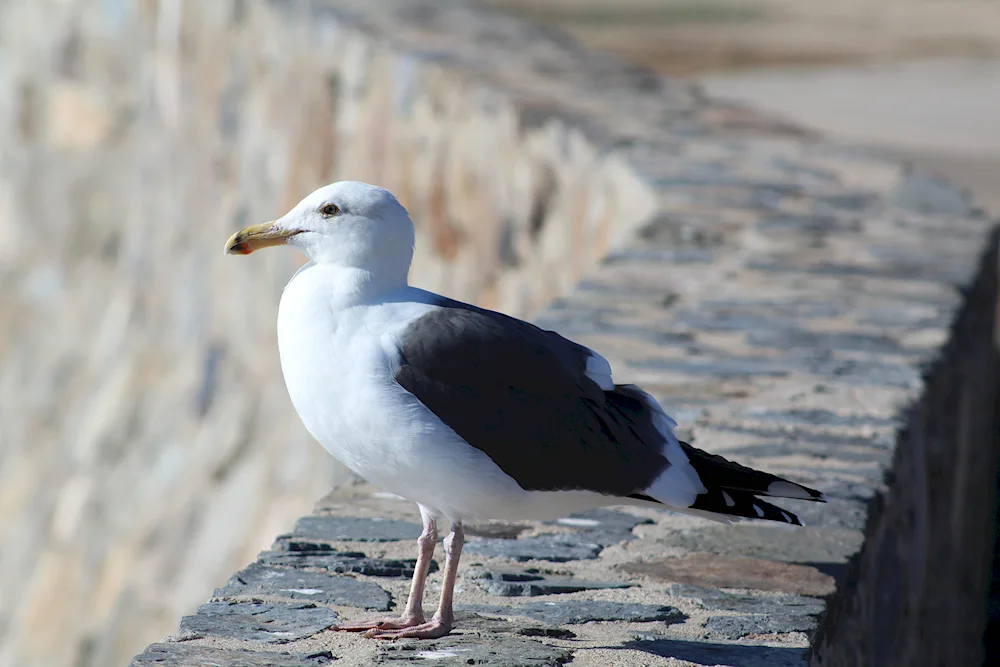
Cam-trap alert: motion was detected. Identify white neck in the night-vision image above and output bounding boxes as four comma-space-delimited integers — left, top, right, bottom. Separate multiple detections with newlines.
300, 262, 409, 309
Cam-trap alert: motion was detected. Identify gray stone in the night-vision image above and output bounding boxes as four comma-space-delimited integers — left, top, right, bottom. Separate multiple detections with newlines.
376, 632, 571, 666
286, 516, 422, 543
465, 536, 602, 562
737, 408, 897, 429
623, 637, 807, 667
668, 584, 825, 618
669, 523, 865, 565
625, 357, 790, 378
747, 329, 907, 355
757, 213, 860, 237
260, 550, 438, 578
672, 309, 795, 333
704, 614, 817, 639
545, 509, 654, 546
619, 553, 835, 597
465, 510, 640, 561
130, 644, 336, 667
459, 601, 685, 625
215, 562, 391, 610
177, 601, 337, 644
890, 172, 972, 216
466, 523, 531, 539
471, 568, 632, 597
517, 627, 577, 639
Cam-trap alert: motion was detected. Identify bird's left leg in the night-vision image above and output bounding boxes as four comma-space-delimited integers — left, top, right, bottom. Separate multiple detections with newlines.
333, 505, 437, 632
366, 520, 464, 639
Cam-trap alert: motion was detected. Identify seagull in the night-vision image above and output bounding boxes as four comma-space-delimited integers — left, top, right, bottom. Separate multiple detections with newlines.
225, 181, 825, 640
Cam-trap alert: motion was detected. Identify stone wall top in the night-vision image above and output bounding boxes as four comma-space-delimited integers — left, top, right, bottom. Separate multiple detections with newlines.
1, 1, 996, 666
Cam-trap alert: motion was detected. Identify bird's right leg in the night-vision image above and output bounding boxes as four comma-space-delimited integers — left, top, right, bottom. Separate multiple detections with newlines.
333, 505, 437, 632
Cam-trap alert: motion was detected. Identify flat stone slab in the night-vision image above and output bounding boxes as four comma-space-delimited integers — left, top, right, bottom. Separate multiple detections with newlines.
704, 614, 818, 640
624, 636, 808, 667
130, 644, 336, 667
465, 535, 602, 562
669, 584, 825, 618
460, 601, 685, 626
466, 509, 651, 562
215, 562, 391, 610
471, 568, 632, 597
260, 549, 438, 578
619, 553, 835, 597
285, 516, 422, 543
177, 601, 337, 644
669, 523, 864, 565
376, 633, 571, 666
466, 522, 532, 539
545, 508, 653, 546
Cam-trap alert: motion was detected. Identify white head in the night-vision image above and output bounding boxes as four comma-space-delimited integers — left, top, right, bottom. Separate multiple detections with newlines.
225, 181, 415, 282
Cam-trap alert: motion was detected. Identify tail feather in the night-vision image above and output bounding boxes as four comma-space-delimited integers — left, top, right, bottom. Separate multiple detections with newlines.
688, 487, 805, 525
632, 441, 826, 525
680, 442, 827, 503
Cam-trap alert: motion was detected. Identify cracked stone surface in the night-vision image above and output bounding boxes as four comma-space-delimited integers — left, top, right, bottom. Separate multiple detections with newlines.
285, 516, 423, 543
669, 584, 826, 618
704, 614, 818, 640
130, 644, 337, 667
460, 601, 686, 625
619, 553, 835, 597
466, 509, 652, 562
623, 636, 808, 667
376, 633, 571, 666
215, 563, 391, 610
176, 601, 338, 644
464, 536, 604, 562
471, 567, 633, 596
260, 549, 439, 578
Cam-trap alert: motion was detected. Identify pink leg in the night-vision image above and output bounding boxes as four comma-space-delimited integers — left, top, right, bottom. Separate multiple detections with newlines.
366, 521, 464, 639
333, 506, 437, 632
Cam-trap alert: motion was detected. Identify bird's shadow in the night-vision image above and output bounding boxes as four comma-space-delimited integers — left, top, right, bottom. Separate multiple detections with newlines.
618, 637, 808, 667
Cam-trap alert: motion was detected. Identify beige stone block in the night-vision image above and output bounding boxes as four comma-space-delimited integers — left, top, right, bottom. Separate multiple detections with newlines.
46, 82, 112, 151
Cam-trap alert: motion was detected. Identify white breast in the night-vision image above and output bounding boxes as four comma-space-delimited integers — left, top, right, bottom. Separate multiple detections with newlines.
275, 265, 543, 521
276, 266, 638, 524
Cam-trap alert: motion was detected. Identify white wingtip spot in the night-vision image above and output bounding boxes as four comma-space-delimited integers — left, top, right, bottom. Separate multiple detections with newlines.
767, 480, 815, 500
722, 491, 736, 507
753, 503, 765, 518
781, 511, 793, 523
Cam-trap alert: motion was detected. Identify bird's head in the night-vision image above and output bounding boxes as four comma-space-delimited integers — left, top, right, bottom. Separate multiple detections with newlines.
225, 181, 415, 276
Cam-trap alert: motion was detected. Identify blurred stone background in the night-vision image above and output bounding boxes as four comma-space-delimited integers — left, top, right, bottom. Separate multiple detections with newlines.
0, 1, 997, 666
487, 0, 1000, 215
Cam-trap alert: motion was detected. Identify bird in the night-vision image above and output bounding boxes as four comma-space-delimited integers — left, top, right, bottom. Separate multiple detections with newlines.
224, 181, 826, 640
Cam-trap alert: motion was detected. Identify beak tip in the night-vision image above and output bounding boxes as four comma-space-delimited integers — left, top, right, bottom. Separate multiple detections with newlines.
224, 221, 289, 256
224, 232, 252, 256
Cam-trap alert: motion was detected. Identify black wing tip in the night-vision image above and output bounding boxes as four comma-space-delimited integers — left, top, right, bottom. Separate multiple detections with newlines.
764, 480, 827, 503
678, 441, 826, 504
689, 488, 805, 526
628, 491, 806, 526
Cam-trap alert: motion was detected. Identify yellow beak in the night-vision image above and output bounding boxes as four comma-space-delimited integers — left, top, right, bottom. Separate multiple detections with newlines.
224, 221, 300, 255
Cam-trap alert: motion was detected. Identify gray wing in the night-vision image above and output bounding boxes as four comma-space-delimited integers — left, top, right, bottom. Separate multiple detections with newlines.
392, 299, 670, 495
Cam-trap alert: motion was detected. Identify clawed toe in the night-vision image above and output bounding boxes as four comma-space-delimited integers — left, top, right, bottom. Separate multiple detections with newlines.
333, 615, 425, 633
364, 618, 452, 640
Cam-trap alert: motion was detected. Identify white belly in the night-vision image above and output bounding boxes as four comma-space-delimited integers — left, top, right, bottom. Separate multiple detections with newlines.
274, 268, 610, 522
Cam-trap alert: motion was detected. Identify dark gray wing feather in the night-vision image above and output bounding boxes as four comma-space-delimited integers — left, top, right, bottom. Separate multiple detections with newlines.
393, 299, 670, 495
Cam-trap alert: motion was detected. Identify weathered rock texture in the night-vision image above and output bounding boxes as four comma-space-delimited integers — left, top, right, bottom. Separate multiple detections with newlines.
0, 1, 997, 666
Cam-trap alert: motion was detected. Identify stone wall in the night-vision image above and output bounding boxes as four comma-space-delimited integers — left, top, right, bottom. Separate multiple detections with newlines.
0, 1, 659, 664
1, 1, 997, 667
811, 230, 1000, 666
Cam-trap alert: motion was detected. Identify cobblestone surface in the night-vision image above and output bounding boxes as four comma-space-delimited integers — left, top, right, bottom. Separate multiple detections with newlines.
0, 0, 996, 665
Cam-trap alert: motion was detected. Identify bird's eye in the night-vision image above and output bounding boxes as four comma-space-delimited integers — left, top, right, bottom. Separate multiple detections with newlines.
319, 203, 340, 217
